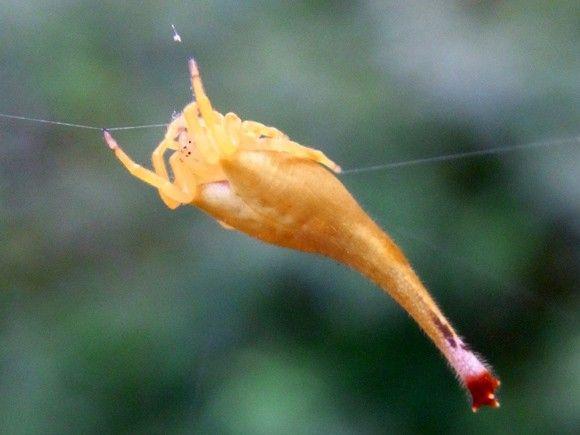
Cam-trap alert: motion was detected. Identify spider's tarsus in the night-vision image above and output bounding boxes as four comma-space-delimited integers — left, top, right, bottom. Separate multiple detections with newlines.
188, 58, 200, 78
102, 129, 119, 151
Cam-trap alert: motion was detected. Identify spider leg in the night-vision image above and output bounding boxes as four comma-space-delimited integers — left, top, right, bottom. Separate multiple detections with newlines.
183, 103, 220, 164
224, 112, 243, 146
104, 130, 194, 205
151, 118, 184, 208
168, 152, 197, 200
280, 140, 341, 173
188, 58, 236, 155
151, 138, 181, 209
239, 119, 340, 172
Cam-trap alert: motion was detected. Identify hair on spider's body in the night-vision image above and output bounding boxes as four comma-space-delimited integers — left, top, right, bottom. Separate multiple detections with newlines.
103, 58, 500, 412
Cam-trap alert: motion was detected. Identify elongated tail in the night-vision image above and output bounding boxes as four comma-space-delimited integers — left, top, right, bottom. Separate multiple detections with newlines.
201, 150, 500, 410
332, 220, 501, 411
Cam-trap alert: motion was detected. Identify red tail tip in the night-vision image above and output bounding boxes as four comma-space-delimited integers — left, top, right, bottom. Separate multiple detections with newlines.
466, 371, 501, 412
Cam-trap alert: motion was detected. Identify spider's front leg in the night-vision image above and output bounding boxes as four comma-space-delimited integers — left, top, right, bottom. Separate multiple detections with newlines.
150, 118, 190, 209
103, 130, 195, 206
188, 58, 236, 157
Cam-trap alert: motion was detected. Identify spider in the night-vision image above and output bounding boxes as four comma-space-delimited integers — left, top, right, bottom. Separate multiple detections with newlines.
103, 58, 500, 412
103, 59, 339, 210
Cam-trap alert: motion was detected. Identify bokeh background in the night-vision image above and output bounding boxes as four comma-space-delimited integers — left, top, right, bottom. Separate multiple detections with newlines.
1, 1, 578, 433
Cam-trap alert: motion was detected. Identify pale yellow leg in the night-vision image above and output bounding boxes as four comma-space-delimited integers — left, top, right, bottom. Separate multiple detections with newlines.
182, 103, 219, 164
152, 138, 181, 208
103, 130, 194, 205
188, 58, 236, 155
168, 153, 197, 202
165, 116, 186, 141
286, 141, 342, 173
150, 117, 188, 208
238, 119, 340, 172
258, 137, 341, 173
242, 120, 284, 139
224, 112, 242, 136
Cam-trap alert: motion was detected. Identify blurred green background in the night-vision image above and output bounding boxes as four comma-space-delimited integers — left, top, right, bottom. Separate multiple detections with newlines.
1, 1, 578, 434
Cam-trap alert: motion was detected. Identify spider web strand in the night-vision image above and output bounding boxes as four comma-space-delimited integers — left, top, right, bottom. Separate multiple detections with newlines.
0, 113, 101, 130
340, 136, 579, 175
2, 113, 577, 172
0, 113, 168, 132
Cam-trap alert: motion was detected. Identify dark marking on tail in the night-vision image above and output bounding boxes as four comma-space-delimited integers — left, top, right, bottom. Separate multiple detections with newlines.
430, 312, 456, 348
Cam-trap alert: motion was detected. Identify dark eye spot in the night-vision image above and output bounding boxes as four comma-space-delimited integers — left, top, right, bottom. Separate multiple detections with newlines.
259, 134, 268, 139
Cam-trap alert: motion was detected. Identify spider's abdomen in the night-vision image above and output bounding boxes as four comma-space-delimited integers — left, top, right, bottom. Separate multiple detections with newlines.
210, 150, 368, 254
196, 149, 500, 410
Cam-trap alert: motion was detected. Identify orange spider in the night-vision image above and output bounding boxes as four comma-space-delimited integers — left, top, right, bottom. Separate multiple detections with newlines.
103, 58, 500, 412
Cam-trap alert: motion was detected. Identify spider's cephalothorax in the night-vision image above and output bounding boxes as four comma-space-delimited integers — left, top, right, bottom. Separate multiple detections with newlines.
104, 59, 339, 210
104, 58, 500, 411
